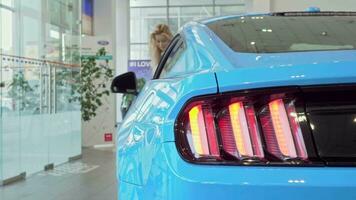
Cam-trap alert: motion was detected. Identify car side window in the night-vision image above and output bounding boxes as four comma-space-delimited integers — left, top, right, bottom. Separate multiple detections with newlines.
153, 34, 188, 79
153, 35, 180, 79
159, 41, 186, 79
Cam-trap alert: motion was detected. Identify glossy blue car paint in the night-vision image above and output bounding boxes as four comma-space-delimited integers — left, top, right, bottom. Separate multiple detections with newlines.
117, 72, 218, 186
117, 14, 356, 199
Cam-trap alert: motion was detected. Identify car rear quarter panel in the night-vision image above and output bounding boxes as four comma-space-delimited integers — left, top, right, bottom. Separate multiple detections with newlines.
117, 71, 218, 187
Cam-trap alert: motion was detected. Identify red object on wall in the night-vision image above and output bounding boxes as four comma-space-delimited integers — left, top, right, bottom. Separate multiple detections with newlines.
104, 133, 113, 142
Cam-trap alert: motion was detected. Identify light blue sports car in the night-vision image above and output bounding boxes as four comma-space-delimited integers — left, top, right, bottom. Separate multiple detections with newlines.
112, 11, 356, 200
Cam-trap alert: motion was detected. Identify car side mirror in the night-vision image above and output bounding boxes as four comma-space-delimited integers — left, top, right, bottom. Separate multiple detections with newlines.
111, 72, 138, 95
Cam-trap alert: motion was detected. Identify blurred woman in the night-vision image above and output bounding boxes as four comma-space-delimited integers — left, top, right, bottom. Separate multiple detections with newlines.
149, 24, 173, 72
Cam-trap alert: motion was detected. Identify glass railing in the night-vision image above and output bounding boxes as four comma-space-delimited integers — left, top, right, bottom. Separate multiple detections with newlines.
0, 54, 82, 181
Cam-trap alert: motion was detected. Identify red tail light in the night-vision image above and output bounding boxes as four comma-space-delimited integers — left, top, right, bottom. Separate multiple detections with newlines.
187, 104, 220, 158
286, 101, 308, 160
218, 102, 263, 160
260, 99, 308, 161
176, 91, 310, 165
188, 105, 210, 156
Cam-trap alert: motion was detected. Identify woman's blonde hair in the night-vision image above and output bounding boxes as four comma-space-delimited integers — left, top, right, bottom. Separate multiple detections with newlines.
149, 24, 173, 70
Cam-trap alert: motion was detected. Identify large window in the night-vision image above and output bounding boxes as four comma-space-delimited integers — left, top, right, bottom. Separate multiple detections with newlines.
1, 0, 16, 55
129, 0, 246, 60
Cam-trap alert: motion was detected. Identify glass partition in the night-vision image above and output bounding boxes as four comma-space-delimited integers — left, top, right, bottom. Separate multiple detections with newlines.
70, 67, 81, 157
0, 0, 81, 183
1, 58, 22, 180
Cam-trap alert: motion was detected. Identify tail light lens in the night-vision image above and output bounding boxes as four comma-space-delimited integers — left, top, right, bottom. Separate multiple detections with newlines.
175, 90, 310, 165
187, 104, 219, 158
260, 99, 308, 161
218, 102, 263, 160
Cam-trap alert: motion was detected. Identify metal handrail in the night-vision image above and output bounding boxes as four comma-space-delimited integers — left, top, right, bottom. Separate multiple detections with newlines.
0, 53, 80, 68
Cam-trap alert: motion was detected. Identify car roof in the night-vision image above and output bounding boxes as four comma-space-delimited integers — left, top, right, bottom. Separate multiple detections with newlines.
198, 11, 356, 24
198, 13, 268, 24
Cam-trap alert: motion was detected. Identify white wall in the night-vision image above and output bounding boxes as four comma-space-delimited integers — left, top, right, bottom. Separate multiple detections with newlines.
81, 36, 116, 147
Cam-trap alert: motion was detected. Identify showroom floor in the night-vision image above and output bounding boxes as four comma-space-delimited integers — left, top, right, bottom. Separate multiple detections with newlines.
0, 148, 117, 200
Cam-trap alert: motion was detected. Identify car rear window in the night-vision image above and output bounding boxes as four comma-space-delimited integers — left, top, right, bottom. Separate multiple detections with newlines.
207, 14, 356, 53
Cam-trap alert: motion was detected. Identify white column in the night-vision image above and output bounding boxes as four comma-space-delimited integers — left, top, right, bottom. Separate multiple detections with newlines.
113, 0, 130, 123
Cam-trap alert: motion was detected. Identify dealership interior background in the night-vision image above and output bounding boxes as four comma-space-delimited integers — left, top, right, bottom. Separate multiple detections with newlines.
1, 0, 356, 199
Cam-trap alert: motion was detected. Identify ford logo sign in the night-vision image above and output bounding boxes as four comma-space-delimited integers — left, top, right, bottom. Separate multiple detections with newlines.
98, 40, 109, 46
